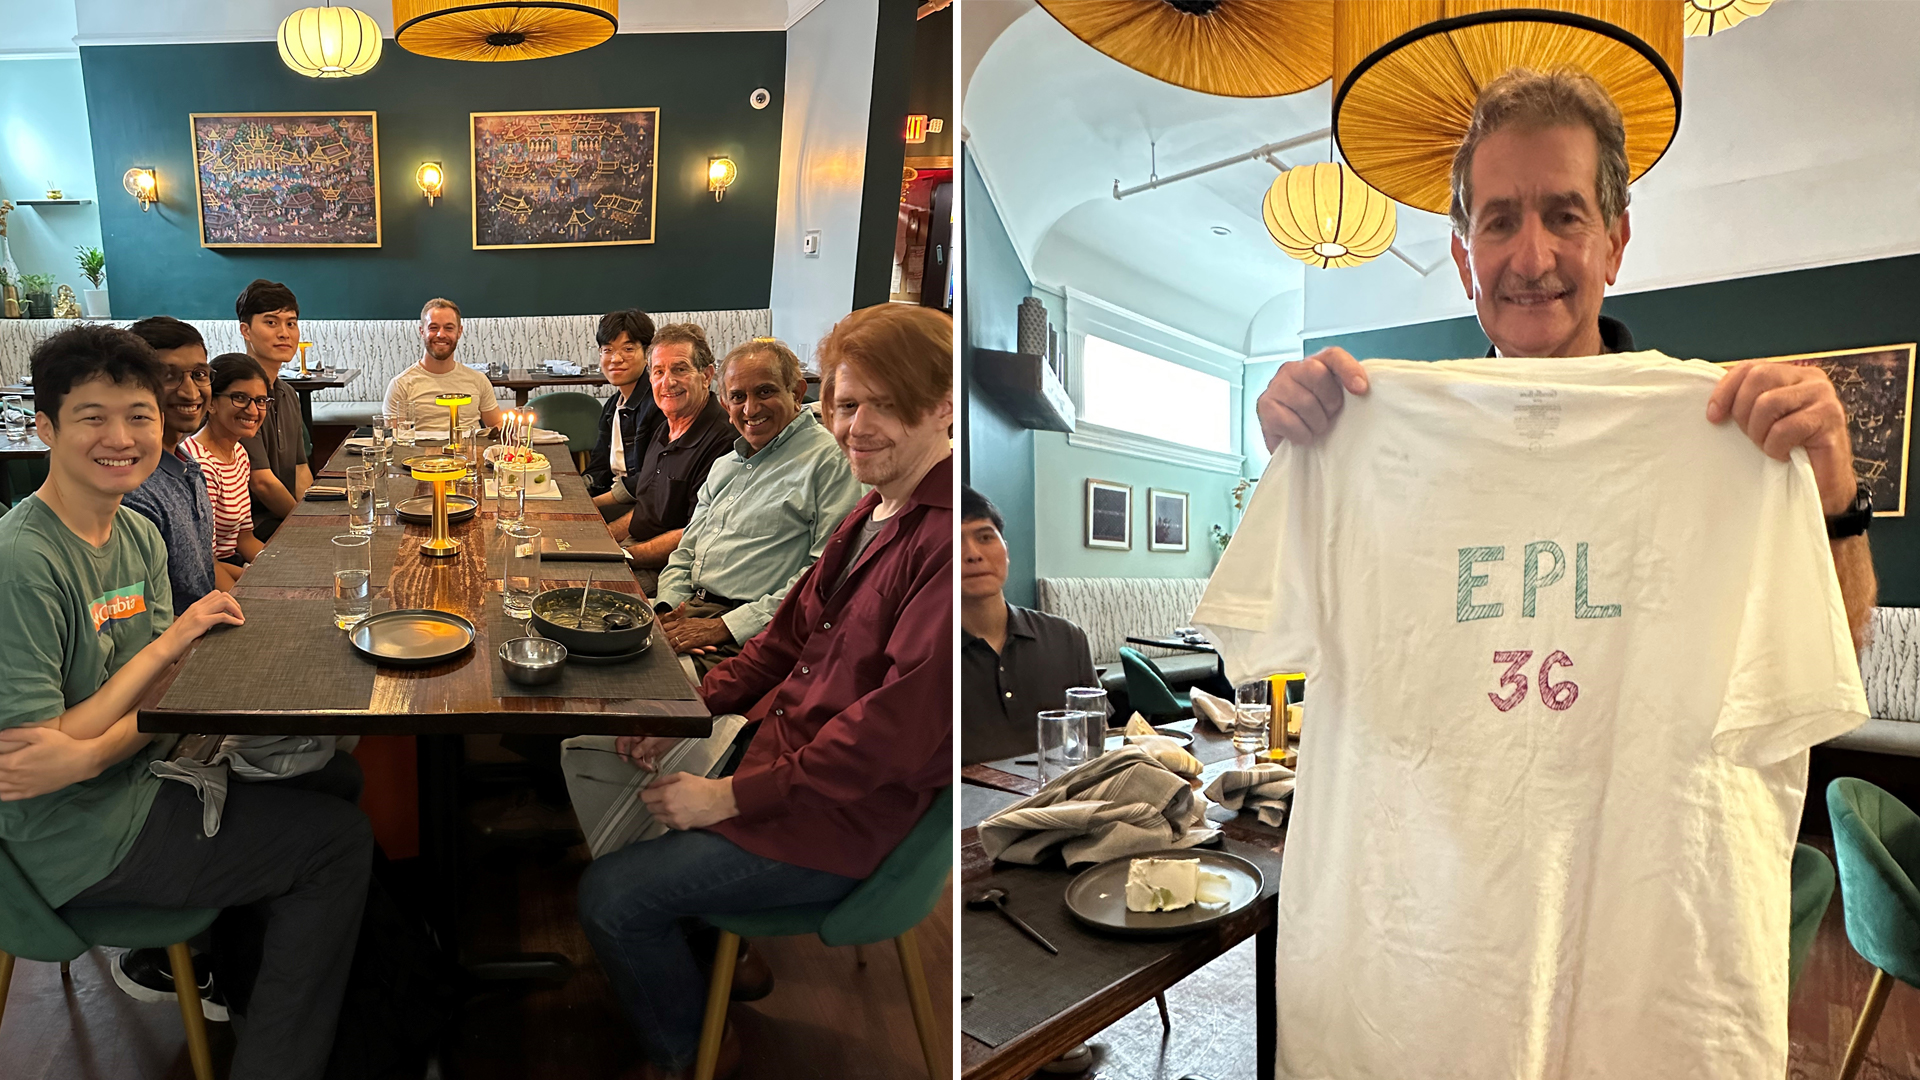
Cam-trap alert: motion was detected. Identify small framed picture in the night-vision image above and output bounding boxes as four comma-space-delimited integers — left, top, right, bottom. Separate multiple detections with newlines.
1149, 489, 1188, 552
1085, 480, 1132, 550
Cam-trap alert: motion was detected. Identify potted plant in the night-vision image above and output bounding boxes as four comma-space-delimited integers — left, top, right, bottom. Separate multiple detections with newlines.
18, 273, 54, 319
75, 246, 107, 318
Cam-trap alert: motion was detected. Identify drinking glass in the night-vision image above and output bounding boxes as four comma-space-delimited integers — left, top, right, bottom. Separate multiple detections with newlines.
3, 396, 25, 442
332, 534, 373, 630
345, 464, 375, 534
371, 412, 395, 449
503, 525, 540, 618
394, 415, 417, 447
367, 444, 392, 510
496, 462, 527, 530
1065, 686, 1109, 758
1233, 680, 1272, 755
1036, 709, 1089, 785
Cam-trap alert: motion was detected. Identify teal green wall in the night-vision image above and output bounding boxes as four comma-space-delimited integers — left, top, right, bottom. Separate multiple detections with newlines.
1031, 434, 1228, 583
79, 35, 785, 320
0, 60, 104, 295
1305, 253, 1920, 606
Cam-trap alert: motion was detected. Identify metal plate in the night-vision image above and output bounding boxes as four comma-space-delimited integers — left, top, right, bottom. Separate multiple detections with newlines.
1103, 726, 1195, 752
1063, 849, 1263, 937
349, 608, 476, 667
395, 494, 478, 525
566, 635, 652, 665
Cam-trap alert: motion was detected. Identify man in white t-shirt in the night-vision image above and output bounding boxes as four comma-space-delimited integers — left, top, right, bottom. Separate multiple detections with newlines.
383, 297, 504, 431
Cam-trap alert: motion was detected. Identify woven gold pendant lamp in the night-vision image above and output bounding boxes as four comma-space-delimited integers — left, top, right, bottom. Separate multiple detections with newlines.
1684, 0, 1771, 37
393, 0, 617, 62
1036, 0, 1334, 98
1263, 162, 1397, 269
1331, 1, 1683, 217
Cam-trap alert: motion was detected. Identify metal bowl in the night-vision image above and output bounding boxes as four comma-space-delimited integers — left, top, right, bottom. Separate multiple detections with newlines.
529, 588, 655, 656
499, 636, 567, 685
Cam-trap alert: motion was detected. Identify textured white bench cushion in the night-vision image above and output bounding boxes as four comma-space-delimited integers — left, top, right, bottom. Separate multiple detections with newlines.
1035, 576, 1212, 667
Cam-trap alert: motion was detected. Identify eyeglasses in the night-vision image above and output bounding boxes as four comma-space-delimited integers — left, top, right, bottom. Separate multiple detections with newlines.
224, 392, 274, 412
599, 345, 641, 360
161, 369, 212, 389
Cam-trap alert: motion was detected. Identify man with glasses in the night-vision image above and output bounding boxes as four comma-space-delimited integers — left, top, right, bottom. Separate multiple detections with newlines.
383, 297, 503, 431
584, 309, 661, 498
233, 279, 311, 541
120, 317, 218, 609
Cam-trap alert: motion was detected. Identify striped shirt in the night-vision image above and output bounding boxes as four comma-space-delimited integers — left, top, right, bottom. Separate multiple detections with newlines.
178, 434, 255, 558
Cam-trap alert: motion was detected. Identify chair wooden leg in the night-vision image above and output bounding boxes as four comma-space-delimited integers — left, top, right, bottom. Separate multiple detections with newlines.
854, 943, 867, 968
895, 929, 946, 1080
166, 943, 215, 1080
0, 950, 15, 1030
59, 960, 70, 978
1838, 967, 1894, 1080
694, 930, 739, 1080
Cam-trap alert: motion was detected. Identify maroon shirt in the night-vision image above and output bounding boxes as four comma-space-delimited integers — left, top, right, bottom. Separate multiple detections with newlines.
704, 455, 953, 880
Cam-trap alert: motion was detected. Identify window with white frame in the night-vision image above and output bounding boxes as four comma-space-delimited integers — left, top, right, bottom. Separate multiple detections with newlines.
1078, 334, 1233, 453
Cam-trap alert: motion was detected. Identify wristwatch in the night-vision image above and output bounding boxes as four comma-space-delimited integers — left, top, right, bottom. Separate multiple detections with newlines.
1826, 482, 1873, 539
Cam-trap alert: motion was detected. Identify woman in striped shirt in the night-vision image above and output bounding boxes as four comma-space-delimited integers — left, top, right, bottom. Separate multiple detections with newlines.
180, 354, 270, 590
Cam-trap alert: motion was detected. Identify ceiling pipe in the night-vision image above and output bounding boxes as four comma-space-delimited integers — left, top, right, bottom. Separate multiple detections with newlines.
1112, 129, 1331, 200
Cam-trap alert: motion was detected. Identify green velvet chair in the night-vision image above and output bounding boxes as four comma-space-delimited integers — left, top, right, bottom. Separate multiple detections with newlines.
694, 787, 951, 1080
1790, 842, 1835, 995
528, 390, 605, 473
1827, 777, 1920, 1080
0, 846, 219, 1080
1118, 647, 1190, 720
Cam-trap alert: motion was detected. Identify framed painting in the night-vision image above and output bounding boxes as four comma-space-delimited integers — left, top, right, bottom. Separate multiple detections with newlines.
1149, 488, 1188, 552
1085, 480, 1132, 550
470, 107, 659, 250
1722, 344, 1914, 516
190, 112, 380, 248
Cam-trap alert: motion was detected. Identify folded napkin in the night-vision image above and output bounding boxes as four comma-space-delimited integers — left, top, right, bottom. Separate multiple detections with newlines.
543, 360, 584, 376
1204, 762, 1297, 827
1190, 685, 1236, 733
979, 746, 1219, 867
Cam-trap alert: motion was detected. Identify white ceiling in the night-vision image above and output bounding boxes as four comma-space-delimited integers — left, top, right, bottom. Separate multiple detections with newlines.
965, 0, 1920, 355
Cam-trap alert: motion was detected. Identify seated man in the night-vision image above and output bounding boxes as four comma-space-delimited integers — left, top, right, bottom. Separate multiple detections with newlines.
654, 338, 862, 675
383, 297, 504, 431
960, 485, 1099, 764
0, 325, 372, 1078
575, 303, 953, 1080
120, 316, 217, 609
593, 323, 735, 594
583, 309, 660, 498
233, 279, 312, 541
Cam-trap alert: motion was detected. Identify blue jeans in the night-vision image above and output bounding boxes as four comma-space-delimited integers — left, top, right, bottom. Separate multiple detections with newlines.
577, 828, 859, 1070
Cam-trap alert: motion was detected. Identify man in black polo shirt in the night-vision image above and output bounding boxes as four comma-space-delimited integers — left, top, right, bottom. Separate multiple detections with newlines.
583, 309, 660, 497
961, 486, 1100, 765
233, 279, 311, 541
593, 323, 734, 595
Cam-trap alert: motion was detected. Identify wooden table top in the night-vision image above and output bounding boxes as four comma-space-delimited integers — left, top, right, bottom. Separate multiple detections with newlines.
138, 443, 710, 737
0, 434, 48, 459
282, 367, 362, 391
490, 369, 608, 390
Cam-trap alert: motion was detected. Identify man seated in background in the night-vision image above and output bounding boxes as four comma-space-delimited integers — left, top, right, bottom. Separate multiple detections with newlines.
960, 485, 1099, 765
233, 279, 311, 540
594, 323, 734, 594
576, 303, 953, 1080
584, 309, 660, 498
654, 337, 863, 675
383, 297, 504, 430
120, 316, 217, 610
0, 325, 371, 1078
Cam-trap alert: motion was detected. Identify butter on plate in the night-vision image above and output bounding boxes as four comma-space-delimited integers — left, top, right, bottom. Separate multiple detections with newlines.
1124, 857, 1232, 912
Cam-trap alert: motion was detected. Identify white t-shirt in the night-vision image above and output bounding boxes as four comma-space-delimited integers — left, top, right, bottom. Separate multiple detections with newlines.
1195, 352, 1867, 1080
383, 361, 501, 427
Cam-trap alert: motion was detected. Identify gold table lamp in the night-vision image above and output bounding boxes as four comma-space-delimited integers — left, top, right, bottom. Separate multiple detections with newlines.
434, 393, 473, 447
406, 454, 468, 557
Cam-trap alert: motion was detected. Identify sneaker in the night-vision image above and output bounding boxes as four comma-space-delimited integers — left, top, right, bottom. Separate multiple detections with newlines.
112, 948, 230, 1022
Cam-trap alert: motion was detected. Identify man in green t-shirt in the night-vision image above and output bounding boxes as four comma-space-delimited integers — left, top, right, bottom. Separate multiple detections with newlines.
0, 325, 372, 1080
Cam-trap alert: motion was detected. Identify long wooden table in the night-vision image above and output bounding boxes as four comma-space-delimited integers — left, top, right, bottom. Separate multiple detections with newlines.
491, 368, 608, 407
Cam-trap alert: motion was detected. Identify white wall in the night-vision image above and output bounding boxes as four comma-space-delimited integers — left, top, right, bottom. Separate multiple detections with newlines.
0, 59, 104, 294
767, 0, 878, 363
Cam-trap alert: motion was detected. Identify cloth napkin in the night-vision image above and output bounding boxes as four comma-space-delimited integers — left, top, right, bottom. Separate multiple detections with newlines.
1190, 685, 1236, 733
979, 746, 1219, 867
543, 360, 584, 376
1204, 762, 1297, 827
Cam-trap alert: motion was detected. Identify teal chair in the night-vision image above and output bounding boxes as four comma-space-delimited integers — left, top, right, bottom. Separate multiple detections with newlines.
1790, 842, 1835, 994
694, 787, 951, 1080
1118, 647, 1190, 720
1828, 777, 1920, 1080
529, 390, 605, 473
0, 847, 218, 1080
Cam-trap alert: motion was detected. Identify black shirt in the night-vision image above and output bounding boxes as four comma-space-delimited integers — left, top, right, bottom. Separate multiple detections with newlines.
962, 604, 1100, 765
239, 376, 307, 541
622, 395, 734, 542
584, 385, 661, 496
1484, 314, 1636, 357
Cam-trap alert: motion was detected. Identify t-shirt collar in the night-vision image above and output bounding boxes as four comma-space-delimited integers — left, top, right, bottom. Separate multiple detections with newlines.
1484, 314, 1636, 358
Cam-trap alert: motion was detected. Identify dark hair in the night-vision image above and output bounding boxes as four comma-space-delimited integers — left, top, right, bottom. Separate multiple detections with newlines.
235, 278, 300, 323
126, 315, 206, 353
650, 322, 715, 372
29, 324, 167, 428
961, 485, 1005, 533
596, 309, 655, 351
209, 353, 271, 397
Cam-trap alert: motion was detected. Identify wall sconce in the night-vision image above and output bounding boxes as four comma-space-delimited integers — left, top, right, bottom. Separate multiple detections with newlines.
123, 168, 157, 212
416, 162, 445, 205
708, 156, 737, 202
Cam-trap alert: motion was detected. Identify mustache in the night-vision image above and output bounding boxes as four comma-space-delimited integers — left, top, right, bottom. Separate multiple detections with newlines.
1496, 273, 1574, 298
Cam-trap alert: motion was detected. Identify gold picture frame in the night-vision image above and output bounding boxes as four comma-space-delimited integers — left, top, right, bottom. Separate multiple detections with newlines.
470, 107, 660, 250
1718, 344, 1914, 516
189, 112, 382, 248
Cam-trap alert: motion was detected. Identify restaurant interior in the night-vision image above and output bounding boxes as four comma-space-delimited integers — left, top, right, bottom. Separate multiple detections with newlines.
961, 2, 1920, 1079
0, 1, 953, 1079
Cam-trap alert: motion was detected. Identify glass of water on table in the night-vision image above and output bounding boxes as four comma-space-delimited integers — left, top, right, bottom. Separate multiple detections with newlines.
2, 396, 25, 442
503, 525, 540, 618
1065, 686, 1109, 758
1036, 709, 1089, 785
333, 534, 372, 630
1234, 679, 1272, 755
345, 464, 375, 534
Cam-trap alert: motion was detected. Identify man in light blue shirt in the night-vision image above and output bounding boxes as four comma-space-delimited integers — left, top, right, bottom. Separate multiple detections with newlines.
654, 339, 862, 673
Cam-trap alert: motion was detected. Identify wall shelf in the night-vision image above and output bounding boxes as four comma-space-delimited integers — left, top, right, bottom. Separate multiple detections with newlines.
15, 199, 93, 207
972, 348, 1074, 433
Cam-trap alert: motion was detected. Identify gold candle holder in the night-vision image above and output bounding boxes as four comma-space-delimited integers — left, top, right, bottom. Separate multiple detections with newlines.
435, 392, 472, 449
406, 454, 468, 558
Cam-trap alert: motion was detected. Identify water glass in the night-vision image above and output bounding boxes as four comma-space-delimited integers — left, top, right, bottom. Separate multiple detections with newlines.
366, 445, 392, 510
371, 412, 395, 449
332, 534, 373, 630
503, 525, 540, 618
1036, 709, 1089, 785
1065, 686, 1109, 757
394, 416, 416, 447
1233, 680, 1272, 755
496, 462, 527, 530
345, 464, 375, 534
3, 396, 25, 442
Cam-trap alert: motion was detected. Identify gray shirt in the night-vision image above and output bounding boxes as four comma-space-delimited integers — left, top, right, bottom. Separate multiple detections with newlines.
239, 376, 307, 539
